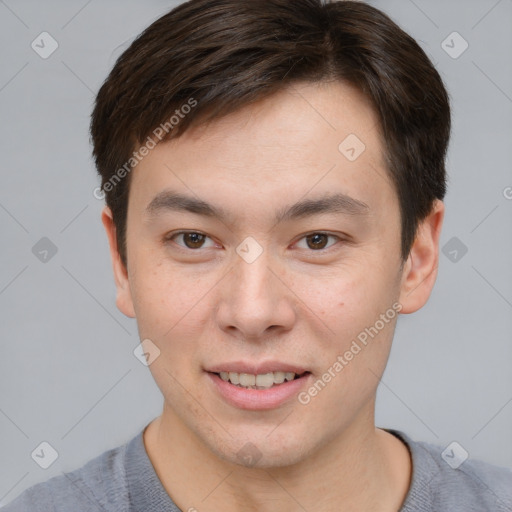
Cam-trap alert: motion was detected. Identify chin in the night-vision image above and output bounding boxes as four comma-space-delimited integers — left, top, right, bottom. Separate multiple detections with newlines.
203, 426, 315, 469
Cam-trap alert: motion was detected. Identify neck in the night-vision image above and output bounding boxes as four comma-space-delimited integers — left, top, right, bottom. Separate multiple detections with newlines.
143, 403, 411, 512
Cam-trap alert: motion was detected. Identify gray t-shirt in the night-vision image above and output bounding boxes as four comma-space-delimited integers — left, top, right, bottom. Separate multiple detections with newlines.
2, 427, 511, 511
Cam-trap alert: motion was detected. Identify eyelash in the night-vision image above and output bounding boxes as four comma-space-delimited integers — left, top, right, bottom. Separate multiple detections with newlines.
164, 230, 344, 253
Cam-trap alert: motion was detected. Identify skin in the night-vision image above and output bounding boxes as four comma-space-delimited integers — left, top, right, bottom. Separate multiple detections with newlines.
102, 80, 444, 512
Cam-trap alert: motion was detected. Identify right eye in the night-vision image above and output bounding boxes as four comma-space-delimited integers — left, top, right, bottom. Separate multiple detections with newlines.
165, 231, 218, 250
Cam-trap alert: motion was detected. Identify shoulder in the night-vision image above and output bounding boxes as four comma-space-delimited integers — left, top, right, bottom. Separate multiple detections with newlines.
0, 434, 136, 512
388, 429, 512, 512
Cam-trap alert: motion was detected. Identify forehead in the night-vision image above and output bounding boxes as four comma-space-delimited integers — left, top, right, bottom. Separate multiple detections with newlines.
129, 80, 395, 224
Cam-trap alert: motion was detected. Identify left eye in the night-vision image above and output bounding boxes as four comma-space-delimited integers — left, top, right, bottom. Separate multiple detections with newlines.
295, 232, 340, 251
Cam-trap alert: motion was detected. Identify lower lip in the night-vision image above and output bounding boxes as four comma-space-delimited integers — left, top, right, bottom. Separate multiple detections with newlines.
206, 372, 312, 410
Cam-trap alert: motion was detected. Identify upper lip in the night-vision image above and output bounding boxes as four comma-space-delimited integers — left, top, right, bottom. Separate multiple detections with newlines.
206, 361, 309, 375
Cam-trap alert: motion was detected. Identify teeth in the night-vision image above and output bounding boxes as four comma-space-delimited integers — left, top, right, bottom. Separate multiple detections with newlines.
217, 371, 305, 389
273, 371, 285, 384
255, 372, 274, 388
228, 372, 240, 385
239, 373, 256, 386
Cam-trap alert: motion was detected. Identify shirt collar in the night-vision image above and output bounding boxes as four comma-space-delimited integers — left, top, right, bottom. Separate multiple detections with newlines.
385, 428, 436, 512
125, 424, 436, 512
125, 425, 181, 512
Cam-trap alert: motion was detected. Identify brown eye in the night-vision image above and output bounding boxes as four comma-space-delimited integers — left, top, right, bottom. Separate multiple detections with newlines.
168, 231, 215, 250
294, 232, 341, 252
305, 233, 329, 250
182, 232, 205, 248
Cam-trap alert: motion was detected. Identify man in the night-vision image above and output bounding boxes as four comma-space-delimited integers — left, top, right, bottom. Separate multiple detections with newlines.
3, 0, 511, 511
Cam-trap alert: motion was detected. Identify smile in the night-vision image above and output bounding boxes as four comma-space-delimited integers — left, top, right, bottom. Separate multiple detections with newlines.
207, 370, 312, 410
215, 371, 307, 389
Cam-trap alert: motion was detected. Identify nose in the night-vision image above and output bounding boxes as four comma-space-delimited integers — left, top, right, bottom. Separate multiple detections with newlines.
215, 245, 296, 342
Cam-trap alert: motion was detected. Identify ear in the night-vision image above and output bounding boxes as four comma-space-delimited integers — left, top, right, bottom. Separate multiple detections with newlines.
101, 206, 136, 318
398, 199, 445, 314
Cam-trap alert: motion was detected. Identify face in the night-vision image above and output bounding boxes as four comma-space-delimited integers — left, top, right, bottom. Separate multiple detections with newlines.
103, 80, 442, 468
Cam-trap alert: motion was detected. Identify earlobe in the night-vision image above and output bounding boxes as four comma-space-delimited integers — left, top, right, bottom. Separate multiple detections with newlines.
398, 200, 445, 314
101, 206, 136, 319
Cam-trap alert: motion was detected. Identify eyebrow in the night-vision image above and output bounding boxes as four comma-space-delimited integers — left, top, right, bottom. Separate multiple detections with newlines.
145, 190, 370, 224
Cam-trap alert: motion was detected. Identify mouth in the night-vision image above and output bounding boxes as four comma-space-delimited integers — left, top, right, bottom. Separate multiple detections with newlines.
206, 369, 312, 410
210, 370, 310, 390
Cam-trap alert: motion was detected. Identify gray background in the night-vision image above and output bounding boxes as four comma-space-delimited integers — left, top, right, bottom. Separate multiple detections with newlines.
1, 0, 511, 506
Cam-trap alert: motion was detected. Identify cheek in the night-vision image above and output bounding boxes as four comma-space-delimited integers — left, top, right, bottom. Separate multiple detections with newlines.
296, 266, 397, 378
130, 254, 195, 329
130, 258, 221, 366
292, 264, 394, 337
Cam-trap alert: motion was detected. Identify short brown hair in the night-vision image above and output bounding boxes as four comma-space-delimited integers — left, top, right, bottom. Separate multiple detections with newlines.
90, 0, 451, 268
